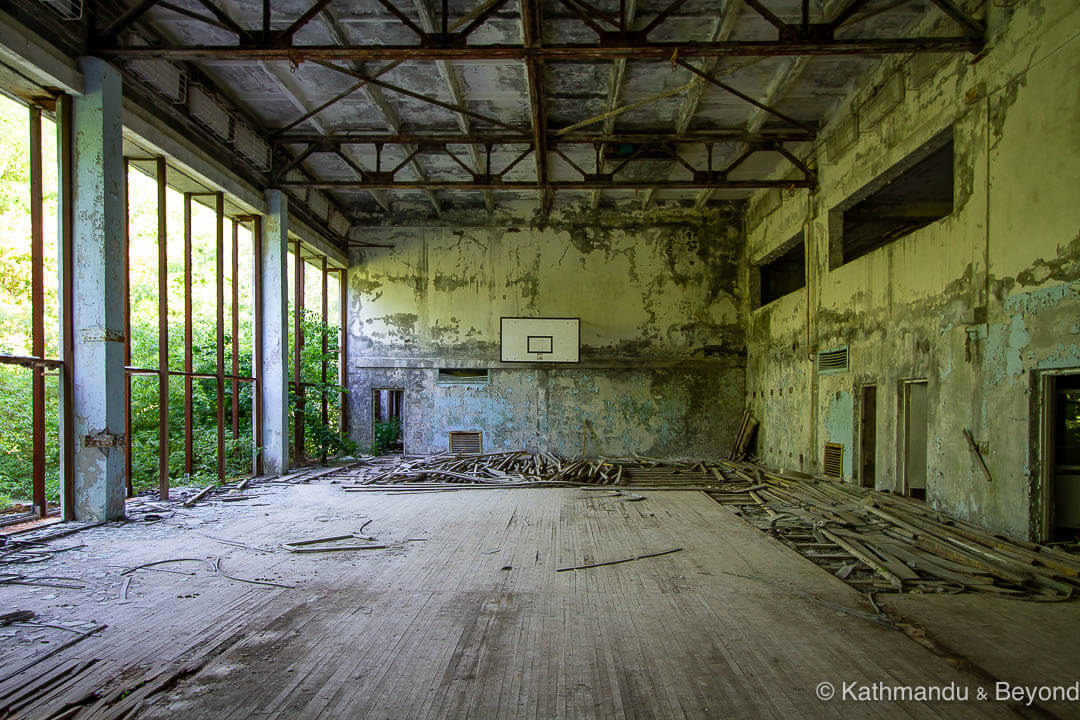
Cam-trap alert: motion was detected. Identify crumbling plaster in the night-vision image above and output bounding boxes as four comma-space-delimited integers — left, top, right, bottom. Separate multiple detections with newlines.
345, 205, 746, 459
744, 0, 1080, 540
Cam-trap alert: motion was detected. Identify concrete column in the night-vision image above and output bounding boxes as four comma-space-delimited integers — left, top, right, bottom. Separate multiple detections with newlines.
70, 57, 126, 520
260, 190, 290, 475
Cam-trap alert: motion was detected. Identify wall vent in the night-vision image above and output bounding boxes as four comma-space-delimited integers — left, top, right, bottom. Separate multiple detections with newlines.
438, 369, 489, 385
823, 443, 844, 479
817, 347, 849, 374
449, 431, 482, 455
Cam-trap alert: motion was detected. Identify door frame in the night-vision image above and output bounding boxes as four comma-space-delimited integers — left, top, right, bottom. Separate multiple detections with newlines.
899, 378, 929, 498
1032, 368, 1080, 542
858, 383, 877, 489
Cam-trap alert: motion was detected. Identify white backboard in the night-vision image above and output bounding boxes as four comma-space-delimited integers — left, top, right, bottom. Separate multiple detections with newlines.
500, 317, 580, 363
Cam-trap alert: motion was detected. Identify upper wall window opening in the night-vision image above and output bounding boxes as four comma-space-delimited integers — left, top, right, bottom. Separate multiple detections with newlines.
437, 368, 490, 385
832, 129, 954, 267
758, 231, 805, 307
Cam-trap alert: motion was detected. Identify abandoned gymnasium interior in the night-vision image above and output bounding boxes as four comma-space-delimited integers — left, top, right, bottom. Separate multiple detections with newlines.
0, 0, 1078, 716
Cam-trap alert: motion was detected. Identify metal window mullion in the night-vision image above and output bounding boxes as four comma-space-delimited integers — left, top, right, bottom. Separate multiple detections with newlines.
58, 95, 75, 520
123, 159, 133, 497
320, 255, 328, 455
252, 216, 264, 476
293, 241, 305, 464
156, 157, 169, 501
29, 105, 46, 517
338, 268, 348, 435
215, 192, 226, 482
231, 218, 240, 441
184, 193, 194, 480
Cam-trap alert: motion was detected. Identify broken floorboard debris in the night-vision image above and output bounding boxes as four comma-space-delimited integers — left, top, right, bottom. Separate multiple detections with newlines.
710, 460, 1080, 601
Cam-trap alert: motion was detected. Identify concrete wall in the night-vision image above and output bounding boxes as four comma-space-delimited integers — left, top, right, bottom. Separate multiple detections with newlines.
744, 1, 1080, 539
346, 205, 745, 459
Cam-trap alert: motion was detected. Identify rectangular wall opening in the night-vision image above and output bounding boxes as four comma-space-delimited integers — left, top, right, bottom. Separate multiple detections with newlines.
1047, 373, 1080, 541
830, 128, 953, 268
437, 368, 489, 385
757, 231, 805, 307
860, 385, 877, 488
903, 380, 929, 501
372, 388, 404, 454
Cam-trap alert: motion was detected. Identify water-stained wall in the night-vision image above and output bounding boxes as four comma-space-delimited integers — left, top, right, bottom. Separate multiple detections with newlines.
745, 1, 1080, 539
346, 205, 745, 459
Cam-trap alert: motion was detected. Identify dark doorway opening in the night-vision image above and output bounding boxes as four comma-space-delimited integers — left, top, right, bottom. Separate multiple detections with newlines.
372, 388, 404, 454
860, 385, 877, 488
903, 380, 928, 501
1050, 374, 1080, 540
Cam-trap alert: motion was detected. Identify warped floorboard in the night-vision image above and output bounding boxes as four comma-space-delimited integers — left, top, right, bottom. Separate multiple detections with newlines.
0, 482, 1067, 718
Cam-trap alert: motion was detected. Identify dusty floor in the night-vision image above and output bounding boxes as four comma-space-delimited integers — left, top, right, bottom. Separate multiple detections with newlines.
1, 479, 1078, 719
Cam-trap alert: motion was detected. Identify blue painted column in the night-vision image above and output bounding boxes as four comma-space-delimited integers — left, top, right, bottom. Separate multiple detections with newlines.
70, 57, 126, 520
260, 190, 290, 475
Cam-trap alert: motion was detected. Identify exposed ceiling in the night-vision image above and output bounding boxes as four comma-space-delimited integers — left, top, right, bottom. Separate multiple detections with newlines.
10, 0, 985, 235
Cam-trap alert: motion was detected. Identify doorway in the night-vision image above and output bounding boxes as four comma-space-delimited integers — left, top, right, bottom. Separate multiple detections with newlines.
372, 388, 404, 454
1046, 374, 1080, 540
860, 385, 877, 488
903, 380, 928, 501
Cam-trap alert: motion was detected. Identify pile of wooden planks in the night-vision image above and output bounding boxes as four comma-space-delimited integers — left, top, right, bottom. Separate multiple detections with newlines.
331, 451, 733, 491
711, 461, 1080, 601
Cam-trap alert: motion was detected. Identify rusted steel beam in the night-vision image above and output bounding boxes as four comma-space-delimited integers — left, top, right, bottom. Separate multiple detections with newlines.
251, 215, 264, 477
29, 105, 46, 516
677, 59, 813, 132
184, 193, 194, 480
293, 241, 305, 465
215, 192, 226, 482
123, 159, 133, 497
272, 129, 815, 145
98, 37, 982, 61
156, 157, 170, 501
520, 0, 549, 211
231, 219, 240, 441
275, 178, 816, 190
58, 95, 75, 520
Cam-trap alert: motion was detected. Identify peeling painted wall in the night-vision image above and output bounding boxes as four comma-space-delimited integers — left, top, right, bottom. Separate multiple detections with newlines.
346, 205, 745, 459
744, 1, 1080, 539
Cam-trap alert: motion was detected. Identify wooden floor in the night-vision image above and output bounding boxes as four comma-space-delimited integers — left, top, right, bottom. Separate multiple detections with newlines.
1, 482, 1076, 719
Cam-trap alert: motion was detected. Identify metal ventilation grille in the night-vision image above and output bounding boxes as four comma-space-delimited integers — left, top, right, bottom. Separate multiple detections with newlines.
449, 431, 482, 455
823, 443, 844, 479
817, 347, 850, 374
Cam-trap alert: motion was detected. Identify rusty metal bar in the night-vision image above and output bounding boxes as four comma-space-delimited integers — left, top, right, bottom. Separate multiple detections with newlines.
231, 218, 240, 441
338, 268, 348, 436
293, 241, 305, 464
0, 354, 64, 369
311, 59, 525, 133
521, 0, 548, 212
184, 193, 194, 479
29, 104, 45, 516
127, 366, 254, 381
275, 178, 817, 190
123, 158, 133, 497
677, 59, 813, 132
215, 192, 226, 482
101, 37, 982, 61
320, 255, 328, 459
58, 94, 75, 520
271, 129, 815, 145
156, 157, 169, 501
252, 215, 264, 476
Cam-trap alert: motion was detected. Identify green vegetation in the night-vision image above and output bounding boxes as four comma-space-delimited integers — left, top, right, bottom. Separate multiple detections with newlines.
371, 417, 402, 456
0, 94, 351, 505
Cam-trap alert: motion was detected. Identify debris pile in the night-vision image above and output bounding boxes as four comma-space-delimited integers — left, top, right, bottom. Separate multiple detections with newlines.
712, 461, 1080, 601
